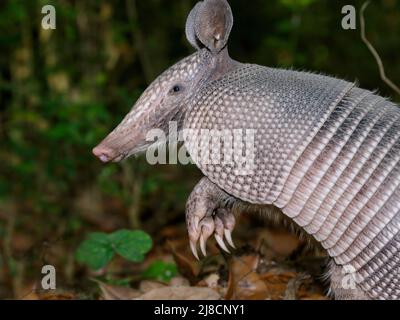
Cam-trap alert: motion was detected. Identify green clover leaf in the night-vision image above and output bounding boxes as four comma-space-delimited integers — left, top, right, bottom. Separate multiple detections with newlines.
109, 229, 153, 262
75, 232, 114, 270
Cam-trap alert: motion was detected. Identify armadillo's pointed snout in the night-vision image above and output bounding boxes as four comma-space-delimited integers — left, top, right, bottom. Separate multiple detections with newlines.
92, 144, 117, 163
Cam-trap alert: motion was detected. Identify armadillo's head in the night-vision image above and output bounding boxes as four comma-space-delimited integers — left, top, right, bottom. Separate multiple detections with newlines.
93, 51, 211, 162
93, 0, 236, 163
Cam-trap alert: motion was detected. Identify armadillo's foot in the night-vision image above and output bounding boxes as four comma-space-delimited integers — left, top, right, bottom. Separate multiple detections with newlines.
186, 177, 236, 259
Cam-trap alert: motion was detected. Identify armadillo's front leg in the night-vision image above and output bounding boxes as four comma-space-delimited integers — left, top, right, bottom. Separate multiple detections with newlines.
186, 177, 236, 259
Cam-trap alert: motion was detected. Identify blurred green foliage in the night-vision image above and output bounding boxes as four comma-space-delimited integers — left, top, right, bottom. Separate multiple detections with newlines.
142, 261, 178, 282
0, 0, 399, 298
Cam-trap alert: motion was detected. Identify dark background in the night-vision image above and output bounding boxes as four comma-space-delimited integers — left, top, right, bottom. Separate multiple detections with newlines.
0, 0, 399, 299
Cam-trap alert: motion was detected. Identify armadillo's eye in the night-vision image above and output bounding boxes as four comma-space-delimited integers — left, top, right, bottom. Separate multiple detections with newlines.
170, 85, 182, 95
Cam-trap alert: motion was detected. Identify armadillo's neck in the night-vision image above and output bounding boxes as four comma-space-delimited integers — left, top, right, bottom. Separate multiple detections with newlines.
208, 47, 242, 82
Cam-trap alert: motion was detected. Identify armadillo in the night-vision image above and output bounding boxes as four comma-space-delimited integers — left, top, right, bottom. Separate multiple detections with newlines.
92, 0, 400, 300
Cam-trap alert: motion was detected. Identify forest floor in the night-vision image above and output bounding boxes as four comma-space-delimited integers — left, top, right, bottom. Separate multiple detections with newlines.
11, 214, 330, 300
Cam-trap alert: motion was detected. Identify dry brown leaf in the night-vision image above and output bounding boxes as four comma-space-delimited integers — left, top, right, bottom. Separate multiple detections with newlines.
225, 265, 235, 300
235, 272, 269, 300
203, 274, 219, 289
168, 241, 199, 283
19, 284, 77, 300
139, 280, 167, 293
260, 271, 297, 300
170, 276, 190, 287
97, 282, 142, 300
21, 290, 40, 300
135, 286, 220, 300
40, 292, 76, 300
283, 273, 311, 300
227, 255, 269, 300
300, 293, 330, 300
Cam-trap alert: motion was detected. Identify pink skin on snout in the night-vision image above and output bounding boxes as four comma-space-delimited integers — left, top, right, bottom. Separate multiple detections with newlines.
92, 130, 146, 163
92, 145, 116, 163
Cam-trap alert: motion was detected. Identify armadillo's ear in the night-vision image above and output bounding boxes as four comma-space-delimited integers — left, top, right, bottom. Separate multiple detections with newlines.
185, 0, 233, 53
185, 2, 203, 50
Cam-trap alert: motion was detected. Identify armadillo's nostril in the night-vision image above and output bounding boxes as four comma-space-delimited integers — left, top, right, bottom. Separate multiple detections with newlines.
92, 145, 116, 163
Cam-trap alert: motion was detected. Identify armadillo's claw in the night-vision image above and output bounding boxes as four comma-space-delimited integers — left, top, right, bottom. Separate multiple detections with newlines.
216, 209, 236, 249
224, 229, 236, 249
199, 217, 215, 257
215, 234, 230, 253
214, 213, 231, 253
193, 216, 200, 231
200, 234, 207, 257
190, 240, 200, 260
